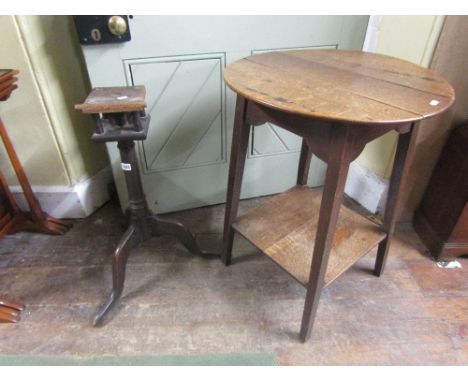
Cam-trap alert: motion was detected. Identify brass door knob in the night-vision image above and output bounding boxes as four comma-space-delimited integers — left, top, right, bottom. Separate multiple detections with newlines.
108, 16, 127, 36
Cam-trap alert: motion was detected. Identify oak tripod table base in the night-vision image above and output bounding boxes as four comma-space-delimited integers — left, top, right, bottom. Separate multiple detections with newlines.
92, 141, 214, 327
76, 86, 214, 326
93, 180, 214, 325
222, 50, 455, 342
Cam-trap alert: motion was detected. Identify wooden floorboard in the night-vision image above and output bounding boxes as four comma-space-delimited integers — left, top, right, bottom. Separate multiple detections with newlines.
0, 200, 466, 365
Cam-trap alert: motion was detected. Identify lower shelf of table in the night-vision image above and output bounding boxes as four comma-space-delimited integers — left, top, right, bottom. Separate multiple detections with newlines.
232, 186, 386, 287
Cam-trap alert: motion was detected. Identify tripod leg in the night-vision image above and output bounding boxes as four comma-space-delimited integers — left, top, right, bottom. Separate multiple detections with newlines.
94, 224, 140, 326
149, 215, 217, 258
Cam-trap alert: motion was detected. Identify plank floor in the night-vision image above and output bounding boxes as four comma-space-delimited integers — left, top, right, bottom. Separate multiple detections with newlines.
0, 198, 467, 365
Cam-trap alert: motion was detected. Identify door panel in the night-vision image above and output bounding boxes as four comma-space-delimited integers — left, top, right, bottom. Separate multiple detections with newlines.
251, 123, 303, 157
79, 16, 369, 212
126, 54, 225, 172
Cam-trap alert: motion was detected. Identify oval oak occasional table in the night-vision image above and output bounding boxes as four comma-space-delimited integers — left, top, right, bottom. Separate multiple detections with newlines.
222, 50, 455, 343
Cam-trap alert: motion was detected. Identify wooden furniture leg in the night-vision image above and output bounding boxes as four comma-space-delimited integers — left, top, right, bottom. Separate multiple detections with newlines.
0, 117, 71, 235
300, 126, 352, 342
0, 169, 20, 238
297, 138, 313, 186
222, 95, 251, 266
150, 215, 212, 256
0, 297, 25, 323
93, 137, 214, 326
94, 225, 141, 326
0, 169, 21, 215
0, 307, 20, 323
374, 124, 419, 276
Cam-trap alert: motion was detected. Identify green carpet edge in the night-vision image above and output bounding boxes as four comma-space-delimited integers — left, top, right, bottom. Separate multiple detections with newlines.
0, 352, 279, 366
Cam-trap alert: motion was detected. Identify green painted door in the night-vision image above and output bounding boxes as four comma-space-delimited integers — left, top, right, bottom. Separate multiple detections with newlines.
80, 16, 369, 212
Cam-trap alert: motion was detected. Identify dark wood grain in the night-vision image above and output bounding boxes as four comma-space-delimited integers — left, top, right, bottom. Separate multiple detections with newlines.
374, 124, 420, 276
224, 50, 455, 125
299, 126, 357, 342
222, 95, 251, 266
297, 139, 313, 185
244, 101, 403, 163
414, 121, 468, 259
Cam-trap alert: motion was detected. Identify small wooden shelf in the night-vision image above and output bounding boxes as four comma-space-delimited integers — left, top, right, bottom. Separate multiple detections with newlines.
233, 186, 386, 287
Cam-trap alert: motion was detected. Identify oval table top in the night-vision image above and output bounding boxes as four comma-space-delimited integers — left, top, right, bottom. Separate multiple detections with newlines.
224, 50, 455, 125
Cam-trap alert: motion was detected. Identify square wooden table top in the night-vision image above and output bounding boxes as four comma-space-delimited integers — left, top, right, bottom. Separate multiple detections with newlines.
75, 86, 146, 114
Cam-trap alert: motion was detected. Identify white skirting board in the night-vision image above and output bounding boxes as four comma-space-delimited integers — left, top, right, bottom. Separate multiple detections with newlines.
9, 166, 113, 219
8, 162, 388, 219
344, 161, 388, 216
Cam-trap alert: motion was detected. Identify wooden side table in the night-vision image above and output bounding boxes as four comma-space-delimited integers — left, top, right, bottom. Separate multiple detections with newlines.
222, 50, 455, 342
76, 86, 215, 325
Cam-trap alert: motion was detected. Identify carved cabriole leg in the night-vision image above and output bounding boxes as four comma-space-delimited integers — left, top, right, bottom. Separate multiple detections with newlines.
222, 95, 251, 266
300, 126, 353, 342
297, 138, 313, 186
374, 123, 419, 276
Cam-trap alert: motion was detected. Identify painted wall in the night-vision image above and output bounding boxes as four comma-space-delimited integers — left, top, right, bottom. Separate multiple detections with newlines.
0, 15, 108, 188
357, 15, 445, 179
400, 16, 468, 221
0, 16, 69, 186
0, 15, 447, 218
